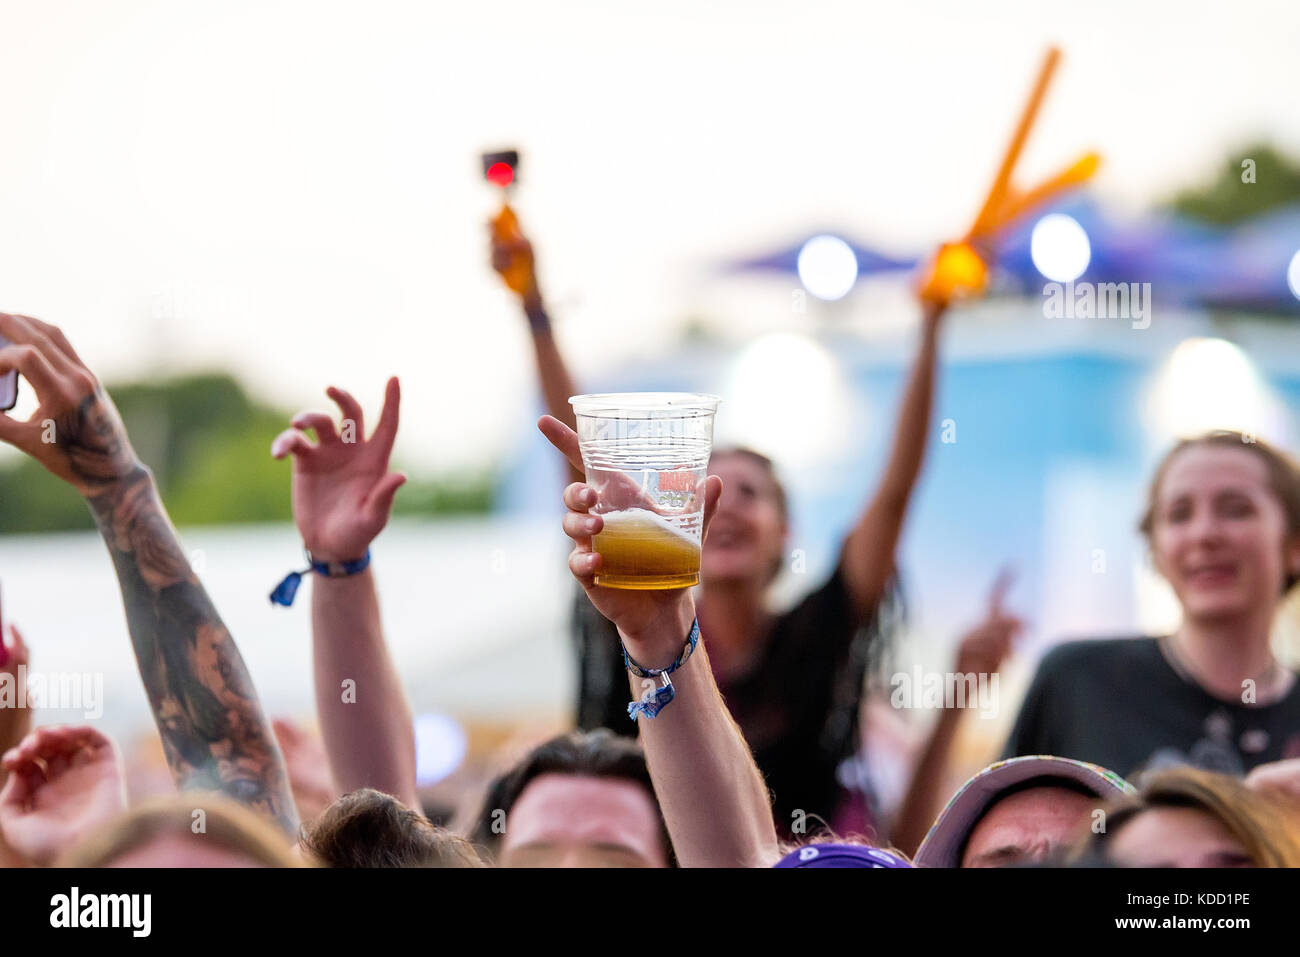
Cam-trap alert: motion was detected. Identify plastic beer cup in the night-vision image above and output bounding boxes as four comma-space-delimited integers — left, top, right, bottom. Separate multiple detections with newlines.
569, 392, 721, 590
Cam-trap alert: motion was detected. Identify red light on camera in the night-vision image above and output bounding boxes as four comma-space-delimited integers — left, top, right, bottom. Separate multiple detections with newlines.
486, 162, 515, 187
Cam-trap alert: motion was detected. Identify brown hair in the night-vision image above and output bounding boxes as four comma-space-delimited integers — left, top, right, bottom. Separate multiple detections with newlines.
468, 729, 673, 866
1079, 766, 1300, 867
1139, 430, 1300, 593
60, 794, 301, 867
710, 446, 789, 523
301, 788, 485, 868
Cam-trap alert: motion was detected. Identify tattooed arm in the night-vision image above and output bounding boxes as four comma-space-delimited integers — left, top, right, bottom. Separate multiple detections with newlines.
0, 313, 297, 833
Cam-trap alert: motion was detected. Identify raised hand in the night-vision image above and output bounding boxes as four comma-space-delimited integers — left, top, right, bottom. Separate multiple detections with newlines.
539, 415, 722, 660
0, 725, 127, 865
0, 313, 143, 498
272, 717, 337, 826
1245, 758, 1300, 805
0, 623, 32, 768
488, 210, 541, 306
954, 567, 1023, 676
272, 378, 405, 562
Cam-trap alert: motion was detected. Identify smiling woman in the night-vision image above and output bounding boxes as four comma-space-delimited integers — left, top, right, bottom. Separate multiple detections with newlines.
1003, 431, 1300, 779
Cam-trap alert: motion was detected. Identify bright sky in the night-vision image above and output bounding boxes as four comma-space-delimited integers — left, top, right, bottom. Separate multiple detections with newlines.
1, 0, 1297, 470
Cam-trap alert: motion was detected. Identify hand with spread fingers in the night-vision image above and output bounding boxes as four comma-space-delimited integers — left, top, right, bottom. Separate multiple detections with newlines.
0, 313, 142, 498
0, 725, 127, 866
272, 378, 406, 563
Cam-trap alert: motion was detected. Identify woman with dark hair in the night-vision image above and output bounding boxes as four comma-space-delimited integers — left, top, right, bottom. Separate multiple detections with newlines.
1004, 431, 1300, 777
493, 221, 943, 836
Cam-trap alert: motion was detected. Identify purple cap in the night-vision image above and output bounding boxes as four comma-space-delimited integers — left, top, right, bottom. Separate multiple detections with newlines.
774, 843, 913, 868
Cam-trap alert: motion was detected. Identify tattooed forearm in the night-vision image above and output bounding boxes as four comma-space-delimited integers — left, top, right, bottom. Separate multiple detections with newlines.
88, 466, 298, 834
0, 322, 299, 835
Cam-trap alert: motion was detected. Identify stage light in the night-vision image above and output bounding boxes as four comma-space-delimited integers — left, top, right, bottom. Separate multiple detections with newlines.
1287, 249, 1300, 301
486, 161, 515, 188
720, 333, 854, 468
797, 235, 859, 301
414, 712, 468, 787
1030, 213, 1091, 283
1145, 337, 1282, 441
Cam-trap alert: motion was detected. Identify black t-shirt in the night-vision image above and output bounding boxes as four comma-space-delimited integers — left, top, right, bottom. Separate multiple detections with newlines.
1002, 636, 1300, 778
573, 564, 873, 833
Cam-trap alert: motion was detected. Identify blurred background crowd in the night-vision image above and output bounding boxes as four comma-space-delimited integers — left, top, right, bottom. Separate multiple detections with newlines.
2, 0, 1300, 853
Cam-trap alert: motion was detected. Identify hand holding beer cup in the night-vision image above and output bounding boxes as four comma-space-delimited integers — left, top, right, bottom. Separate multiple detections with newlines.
539, 406, 723, 664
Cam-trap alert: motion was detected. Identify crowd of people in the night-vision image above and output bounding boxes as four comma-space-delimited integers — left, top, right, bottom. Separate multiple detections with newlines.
1, 214, 1300, 870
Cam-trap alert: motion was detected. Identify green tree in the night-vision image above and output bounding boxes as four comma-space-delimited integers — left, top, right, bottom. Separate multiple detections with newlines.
0, 372, 495, 533
1168, 143, 1300, 225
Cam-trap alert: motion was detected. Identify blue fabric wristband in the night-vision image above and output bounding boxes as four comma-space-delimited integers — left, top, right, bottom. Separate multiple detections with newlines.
624, 618, 700, 721
270, 549, 372, 607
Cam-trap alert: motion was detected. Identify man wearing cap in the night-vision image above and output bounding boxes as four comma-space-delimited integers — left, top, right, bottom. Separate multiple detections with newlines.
913, 755, 1134, 868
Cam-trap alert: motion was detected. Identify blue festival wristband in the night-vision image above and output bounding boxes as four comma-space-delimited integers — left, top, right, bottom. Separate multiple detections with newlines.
624, 618, 700, 722
269, 549, 372, 607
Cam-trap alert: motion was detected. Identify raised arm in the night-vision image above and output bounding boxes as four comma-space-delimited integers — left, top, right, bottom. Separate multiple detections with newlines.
271, 377, 418, 810
540, 415, 779, 867
0, 617, 32, 867
0, 614, 32, 790
490, 212, 583, 486
890, 569, 1020, 855
0, 313, 297, 832
839, 301, 946, 621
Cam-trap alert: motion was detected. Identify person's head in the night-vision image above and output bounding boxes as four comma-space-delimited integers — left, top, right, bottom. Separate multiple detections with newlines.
61, 794, 300, 867
773, 840, 913, 869
1140, 431, 1300, 625
913, 756, 1134, 868
702, 447, 789, 587
959, 779, 1098, 868
301, 788, 485, 868
469, 729, 672, 868
1082, 766, 1300, 868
